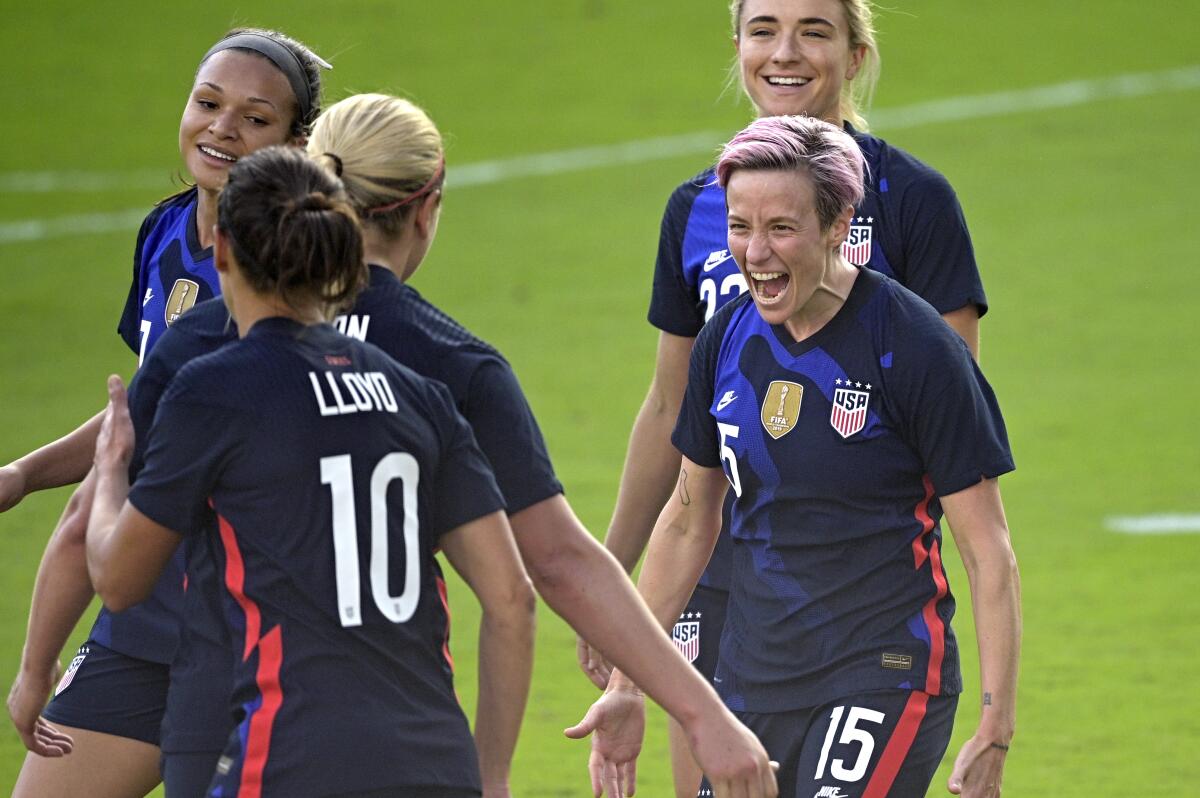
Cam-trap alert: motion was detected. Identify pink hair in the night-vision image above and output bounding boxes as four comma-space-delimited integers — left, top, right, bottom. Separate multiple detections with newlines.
716, 115, 866, 229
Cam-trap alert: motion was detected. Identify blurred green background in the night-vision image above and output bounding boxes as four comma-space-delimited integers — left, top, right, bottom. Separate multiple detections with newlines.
1, 0, 1198, 794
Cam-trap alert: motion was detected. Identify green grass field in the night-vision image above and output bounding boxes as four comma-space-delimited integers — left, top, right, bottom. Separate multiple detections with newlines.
2, 1, 1198, 794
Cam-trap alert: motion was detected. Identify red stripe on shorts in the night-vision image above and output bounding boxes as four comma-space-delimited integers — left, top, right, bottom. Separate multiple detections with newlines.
238, 625, 285, 798
861, 691, 930, 798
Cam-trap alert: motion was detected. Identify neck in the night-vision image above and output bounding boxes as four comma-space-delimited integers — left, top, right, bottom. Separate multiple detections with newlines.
783, 255, 858, 342
228, 288, 323, 338
362, 227, 419, 283
195, 186, 220, 249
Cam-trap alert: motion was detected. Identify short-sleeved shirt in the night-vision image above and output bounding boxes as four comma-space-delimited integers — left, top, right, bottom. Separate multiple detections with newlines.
161, 270, 563, 756
117, 188, 219, 365
130, 319, 504, 795
648, 124, 987, 592
672, 269, 1012, 713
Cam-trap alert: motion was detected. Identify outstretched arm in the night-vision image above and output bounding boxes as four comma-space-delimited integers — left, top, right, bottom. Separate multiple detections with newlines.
941, 478, 1020, 798
566, 460, 776, 798
440, 510, 536, 798
0, 412, 104, 513
6, 472, 99, 756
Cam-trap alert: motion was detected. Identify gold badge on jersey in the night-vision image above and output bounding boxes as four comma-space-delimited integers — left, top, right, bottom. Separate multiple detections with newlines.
760, 380, 803, 440
164, 279, 200, 326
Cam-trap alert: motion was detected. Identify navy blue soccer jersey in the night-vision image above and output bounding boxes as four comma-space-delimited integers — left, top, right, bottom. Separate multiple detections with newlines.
672, 269, 1013, 713
89, 298, 237, 665
129, 319, 504, 796
648, 124, 987, 594
117, 188, 219, 365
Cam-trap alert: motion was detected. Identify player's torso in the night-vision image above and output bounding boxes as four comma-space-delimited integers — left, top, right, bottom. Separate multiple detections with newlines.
134, 195, 218, 364
704, 283, 959, 711
205, 326, 477, 793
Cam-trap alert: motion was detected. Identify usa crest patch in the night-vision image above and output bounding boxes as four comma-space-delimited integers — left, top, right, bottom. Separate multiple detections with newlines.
55, 649, 88, 696
830, 380, 870, 438
672, 619, 701, 663
841, 220, 872, 266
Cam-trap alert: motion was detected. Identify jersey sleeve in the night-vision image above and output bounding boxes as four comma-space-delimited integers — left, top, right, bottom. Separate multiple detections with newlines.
461, 357, 563, 514
894, 302, 1013, 496
117, 208, 162, 354
670, 306, 726, 468
127, 367, 239, 535
895, 167, 988, 318
647, 181, 705, 337
425, 380, 507, 536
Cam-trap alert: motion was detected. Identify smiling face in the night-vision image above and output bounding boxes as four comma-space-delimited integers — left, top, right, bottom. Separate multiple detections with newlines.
725, 167, 851, 328
178, 50, 299, 191
735, 0, 865, 122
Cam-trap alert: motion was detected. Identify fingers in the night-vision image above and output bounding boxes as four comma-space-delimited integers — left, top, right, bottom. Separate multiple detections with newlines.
30, 717, 73, 756
107, 374, 127, 405
563, 704, 599, 739
762, 760, 779, 798
622, 757, 637, 796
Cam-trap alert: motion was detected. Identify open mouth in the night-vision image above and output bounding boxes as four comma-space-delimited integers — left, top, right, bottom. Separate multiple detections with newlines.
198, 144, 237, 164
750, 271, 790, 302
765, 76, 811, 87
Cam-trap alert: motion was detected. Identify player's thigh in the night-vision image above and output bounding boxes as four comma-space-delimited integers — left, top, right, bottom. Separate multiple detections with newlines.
162, 749, 222, 798
12, 724, 161, 798
670, 585, 728, 796
794, 690, 957, 798
42, 640, 170, 746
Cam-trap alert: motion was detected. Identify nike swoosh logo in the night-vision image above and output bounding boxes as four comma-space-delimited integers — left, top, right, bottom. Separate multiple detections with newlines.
703, 250, 732, 272
717, 392, 737, 411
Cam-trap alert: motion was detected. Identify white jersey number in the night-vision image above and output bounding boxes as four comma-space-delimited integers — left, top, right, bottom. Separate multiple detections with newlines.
814, 705, 887, 782
717, 422, 743, 498
320, 452, 421, 627
699, 273, 749, 322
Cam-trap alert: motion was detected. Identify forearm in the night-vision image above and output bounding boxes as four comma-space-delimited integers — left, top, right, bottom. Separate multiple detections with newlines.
604, 394, 684, 573
7, 411, 104, 495
20, 476, 99, 679
84, 458, 132, 605
966, 549, 1021, 742
474, 602, 535, 790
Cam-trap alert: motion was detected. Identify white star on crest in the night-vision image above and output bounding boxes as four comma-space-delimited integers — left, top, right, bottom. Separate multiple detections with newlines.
835, 378, 843, 385
866, 383, 872, 390
855, 382, 862, 388
867, 217, 874, 223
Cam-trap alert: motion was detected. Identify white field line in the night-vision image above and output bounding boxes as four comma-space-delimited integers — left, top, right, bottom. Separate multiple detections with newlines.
1105, 514, 1200, 535
2, 64, 1198, 246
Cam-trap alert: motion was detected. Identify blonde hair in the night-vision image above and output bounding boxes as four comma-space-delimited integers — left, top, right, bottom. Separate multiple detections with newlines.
307, 93, 444, 238
728, 0, 881, 131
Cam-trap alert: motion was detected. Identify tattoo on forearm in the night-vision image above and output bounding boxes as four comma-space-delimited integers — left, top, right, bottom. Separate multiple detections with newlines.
677, 468, 692, 506
983, 692, 993, 706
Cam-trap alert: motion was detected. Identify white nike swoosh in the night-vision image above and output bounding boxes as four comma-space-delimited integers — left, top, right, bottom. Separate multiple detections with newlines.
703, 252, 732, 272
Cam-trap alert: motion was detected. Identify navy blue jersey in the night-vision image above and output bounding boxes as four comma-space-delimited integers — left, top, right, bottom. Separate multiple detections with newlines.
117, 189, 219, 365
129, 319, 504, 795
163, 272, 564, 755
672, 269, 1012, 713
336, 266, 563, 513
648, 125, 987, 593
90, 298, 237, 664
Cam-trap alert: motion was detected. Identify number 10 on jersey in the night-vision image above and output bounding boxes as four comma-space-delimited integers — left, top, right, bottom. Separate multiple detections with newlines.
320, 453, 421, 627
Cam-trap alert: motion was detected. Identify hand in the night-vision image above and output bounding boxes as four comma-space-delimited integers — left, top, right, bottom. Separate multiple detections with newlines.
94, 376, 134, 473
576, 635, 613, 690
563, 683, 646, 797
0, 463, 28, 513
7, 664, 73, 757
948, 734, 1008, 797
684, 705, 778, 798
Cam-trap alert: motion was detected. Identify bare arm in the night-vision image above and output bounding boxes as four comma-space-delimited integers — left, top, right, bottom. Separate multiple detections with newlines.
6, 472, 98, 756
941, 478, 1020, 797
602, 331, 694, 573
0, 411, 104, 513
439, 510, 536, 798
942, 305, 980, 361
86, 377, 181, 611
566, 462, 776, 798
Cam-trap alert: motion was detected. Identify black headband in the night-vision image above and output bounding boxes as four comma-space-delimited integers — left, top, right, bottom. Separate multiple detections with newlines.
201, 33, 318, 123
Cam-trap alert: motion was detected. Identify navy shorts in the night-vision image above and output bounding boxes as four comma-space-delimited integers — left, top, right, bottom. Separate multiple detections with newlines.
699, 690, 957, 798
41, 640, 169, 746
672, 583, 729, 683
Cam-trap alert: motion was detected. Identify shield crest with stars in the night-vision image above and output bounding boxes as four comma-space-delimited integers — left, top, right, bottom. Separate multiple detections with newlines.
671, 619, 701, 663
842, 223, 872, 266
830, 386, 870, 438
